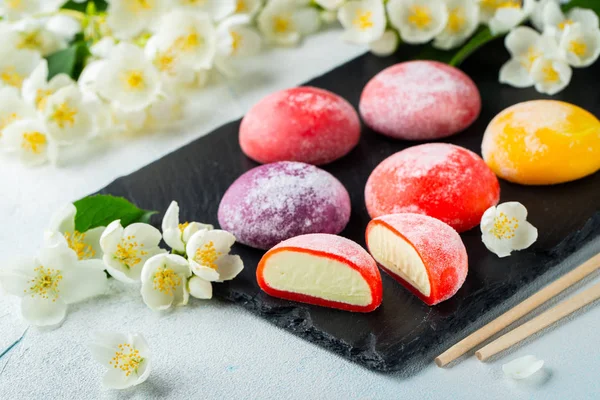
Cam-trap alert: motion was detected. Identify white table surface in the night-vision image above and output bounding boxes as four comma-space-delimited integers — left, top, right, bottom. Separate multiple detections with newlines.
1, 29, 599, 400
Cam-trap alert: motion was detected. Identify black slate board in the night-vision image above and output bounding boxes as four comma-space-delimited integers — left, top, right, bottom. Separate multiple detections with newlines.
99, 39, 600, 373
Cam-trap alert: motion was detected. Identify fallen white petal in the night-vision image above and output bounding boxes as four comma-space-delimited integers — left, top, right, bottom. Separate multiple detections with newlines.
503, 355, 544, 380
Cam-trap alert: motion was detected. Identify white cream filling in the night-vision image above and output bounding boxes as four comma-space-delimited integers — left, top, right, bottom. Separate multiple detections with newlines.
262, 251, 372, 306
368, 224, 431, 296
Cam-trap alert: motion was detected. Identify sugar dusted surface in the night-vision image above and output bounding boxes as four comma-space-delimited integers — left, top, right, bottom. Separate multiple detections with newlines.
240, 86, 360, 165
365, 143, 500, 232
359, 61, 481, 140
374, 213, 468, 303
218, 162, 351, 250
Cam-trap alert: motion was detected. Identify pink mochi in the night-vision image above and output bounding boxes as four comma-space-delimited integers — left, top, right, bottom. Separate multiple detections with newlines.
218, 161, 351, 250
359, 61, 481, 140
239, 86, 361, 165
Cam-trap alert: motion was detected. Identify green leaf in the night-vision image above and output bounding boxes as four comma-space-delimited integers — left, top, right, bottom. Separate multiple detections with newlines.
449, 26, 502, 67
46, 42, 90, 80
62, 0, 108, 12
562, 0, 600, 16
73, 195, 158, 232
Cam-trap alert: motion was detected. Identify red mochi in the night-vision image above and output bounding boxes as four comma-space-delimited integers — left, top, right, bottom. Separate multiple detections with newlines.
365, 143, 500, 233
359, 60, 481, 140
239, 86, 361, 165
257, 234, 383, 313
366, 213, 468, 306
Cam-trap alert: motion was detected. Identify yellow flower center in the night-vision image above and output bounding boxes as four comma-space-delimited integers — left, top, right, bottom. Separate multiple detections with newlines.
497, 0, 521, 9
153, 266, 181, 296
273, 16, 291, 33
155, 51, 176, 73
353, 10, 373, 31
17, 31, 42, 50
480, 0, 521, 11
1, 67, 24, 88
569, 40, 587, 57
230, 31, 243, 53
490, 212, 519, 240
114, 235, 147, 269
51, 102, 78, 128
182, 0, 205, 4
26, 266, 63, 301
408, 5, 431, 28
129, 0, 153, 12
35, 89, 53, 111
64, 231, 95, 260
542, 63, 560, 82
178, 222, 189, 233
520, 46, 540, 71
21, 131, 46, 154
558, 19, 573, 30
195, 241, 221, 270
122, 70, 145, 91
447, 8, 465, 33
0, 112, 19, 133
5, 0, 22, 10
235, 0, 247, 13
175, 31, 201, 52
110, 343, 144, 377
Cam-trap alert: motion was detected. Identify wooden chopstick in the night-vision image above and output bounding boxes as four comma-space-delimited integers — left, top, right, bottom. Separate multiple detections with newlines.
475, 280, 600, 360
435, 252, 600, 367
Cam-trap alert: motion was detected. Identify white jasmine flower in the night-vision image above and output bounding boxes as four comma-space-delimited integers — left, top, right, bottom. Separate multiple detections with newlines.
186, 229, 244, 282
530, 0, 558, 31
89, 332, 151, 389
90, 37, 117, 59
502, 355, 544, 380
145, 36, 196, 87
0, 48, 41, 90
257, 0, 321, 46
173, 0, 236, 21
481, 202, 538, 258
320, 9, 338, 24
499, 26, 558, 88
11, 18, 67, 56
217, 15, 262, 58
530, 55, 572, 95
0, 87, 37, 137
48, 203, 105, 261
161, 200, 213, 253
146, 91, 184, 130
433, 0, 479, 50
387, 0, 448, 44
232, 0, 262, 17
0, 232, 108, 327
338, 0, 386, 44
542, 1, 599, 40
140, 254, 191, 310
45, 15, 82, 42
480, 0, 535, 35
316, 0, 345, 11
22, 60, 75, 112
188, 275, 213, 299
43, 85, 94, 144
369, 30, 400, 56
100, 220, 165, 283
558, 24, 600, 68
0, 0, 62, 20
2, 119, 54, 166
96, 42, 162, 112
151, 10, 218, 70
107, 0, 167, 40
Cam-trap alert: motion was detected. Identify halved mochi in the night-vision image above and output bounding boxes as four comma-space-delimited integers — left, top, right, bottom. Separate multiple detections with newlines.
256, 234, 383, 312
366, 213, 468, 306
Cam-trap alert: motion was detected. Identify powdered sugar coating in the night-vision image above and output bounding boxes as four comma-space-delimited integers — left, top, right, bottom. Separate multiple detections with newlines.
359, 61, 481, 140
482, 100, 600, 185
368, 213, 468, 305
365, 143, 500, 232
240, 86, 361, 165
218, 162, 351, 250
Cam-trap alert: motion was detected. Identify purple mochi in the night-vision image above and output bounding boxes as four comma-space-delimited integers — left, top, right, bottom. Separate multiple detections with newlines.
218, 161, 351, 250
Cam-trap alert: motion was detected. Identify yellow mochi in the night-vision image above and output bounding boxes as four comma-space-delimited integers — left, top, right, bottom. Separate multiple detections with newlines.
482, 100, 600, 185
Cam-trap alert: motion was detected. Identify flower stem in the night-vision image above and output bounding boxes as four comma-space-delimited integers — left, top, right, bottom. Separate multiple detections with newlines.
449, 27, 503, 67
